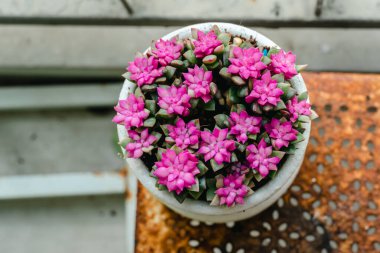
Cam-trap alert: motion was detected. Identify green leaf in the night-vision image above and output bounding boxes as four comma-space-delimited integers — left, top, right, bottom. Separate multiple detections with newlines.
214, 114, 230, 128
160, 124, 169, 136
156, 109, 173, 119
285, 87, 297, 100
170, 60, 184, 68
231, 75, 246, 86
267, 47, 280, 57
272, 73, 285, 83
269, 170, 277, 179
151, 132, 162, 143
261, 56, 272, 65
275, 100, 286, 110
134, 87, 144, 98
271, 150, 285, 159
163, 66, 176, 79
188, 178, 200, 192
141, 84, 157, 93
204, 99, 216, 111
197, 161, 209, 176
219, 67, 232, 79
145, 100, 156, 114
253, 170, 263, 182
217, 32, 231, 46
298, 91, 309, 101
183, 50, 197, 64
210, 159, 224, 172
206, 189, 216, 202
173, 191, 188, 204
143, 117, 156, 127
292, 132, 305, 144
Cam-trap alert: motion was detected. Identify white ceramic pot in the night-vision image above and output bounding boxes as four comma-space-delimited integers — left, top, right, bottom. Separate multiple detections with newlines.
117, 22, 311, 223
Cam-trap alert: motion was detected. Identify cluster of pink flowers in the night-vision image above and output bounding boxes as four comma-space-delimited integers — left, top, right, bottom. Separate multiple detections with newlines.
113, 26, 316, 207
166, 119, 200, 149
193, 30, 222, 58
157, 85, 191, 116
247, 139, 281, 177
229, 110, 261, 143
228, 47, 266, 80
183, 65, 213, 102
127, 57, 163, 87
112, 94, 149, 128
245, 71, 284, 106
153, 150, 200, 194
215, 174, 249, 207
198, 128, 236, 165
151, 38, 183, 66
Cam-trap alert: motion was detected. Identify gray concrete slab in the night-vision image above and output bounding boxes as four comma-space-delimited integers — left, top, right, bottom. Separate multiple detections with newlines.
0, 195, 125, 253
0, 109, 123, 176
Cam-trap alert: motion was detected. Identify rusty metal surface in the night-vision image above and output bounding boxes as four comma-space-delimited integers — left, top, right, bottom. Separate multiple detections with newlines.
135, 72, 380, 253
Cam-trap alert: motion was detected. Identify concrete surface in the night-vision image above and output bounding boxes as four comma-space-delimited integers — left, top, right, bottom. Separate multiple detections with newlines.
0, 195, 125, 253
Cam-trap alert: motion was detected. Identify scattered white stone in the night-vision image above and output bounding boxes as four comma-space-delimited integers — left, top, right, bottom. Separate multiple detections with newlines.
189, 240, 199, 247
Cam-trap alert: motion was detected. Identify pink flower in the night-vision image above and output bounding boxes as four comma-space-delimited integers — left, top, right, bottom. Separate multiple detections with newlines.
247, 139, 281, 177
127, 56, 163, 87
183, 65, 213, 102
198, 128, 236, 165
112, 94, 149, 129
264, 118, 297, 149
269, 49, 298, 80
151, 38, 183, 66
166, 119, 200, 149
229, 110, 262, 143
287, 96, 312, 122
154, 150, 200, 194
157, 85, 191, 116
227, 47, 266, 80
125, 129, 157, 158
215, 174, 249, 207
245, 71, 284, 106
193, 30, 222, 58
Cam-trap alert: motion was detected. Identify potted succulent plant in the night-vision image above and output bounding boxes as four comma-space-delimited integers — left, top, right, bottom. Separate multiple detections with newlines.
114, 22, 317, 223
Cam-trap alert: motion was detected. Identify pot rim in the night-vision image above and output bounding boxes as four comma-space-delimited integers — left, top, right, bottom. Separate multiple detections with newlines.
117, 22, 311, 216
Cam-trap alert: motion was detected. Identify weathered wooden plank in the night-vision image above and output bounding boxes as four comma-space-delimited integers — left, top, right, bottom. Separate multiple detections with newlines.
0, 0, 128, 18
0, 195, 125, 253
0, 109, 123, 176
0, 83, 121, 110
0, 172, 125, 199
0, 0, 379, 26
0, 25, 379, 74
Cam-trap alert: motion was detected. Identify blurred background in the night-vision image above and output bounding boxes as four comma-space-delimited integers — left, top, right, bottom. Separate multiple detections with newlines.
0, 0, 379, 252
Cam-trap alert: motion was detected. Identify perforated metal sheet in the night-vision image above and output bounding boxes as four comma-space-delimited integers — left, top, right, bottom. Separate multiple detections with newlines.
135, 72, 380, 253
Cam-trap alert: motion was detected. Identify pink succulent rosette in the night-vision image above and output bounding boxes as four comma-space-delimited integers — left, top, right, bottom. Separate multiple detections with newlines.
153, 149, 200, 194
151, 38, 183, 66
245, 71, 284, 106
183, 65, 213, 102
247, 139, 281, 177
125, 129, 157, 158
127, 56, 163, 87
265, 118, 298, 149
166, 119, 200, 149
198, 128, 236, 165
287, 96, 312, 122
227, 47, 266, 80
112, 94, 149, 129
269, 49, 298, 80
193, 30, 222, 58
215, 174, 249, 207
157, 85, 191, 116
229, 110, 262, 144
